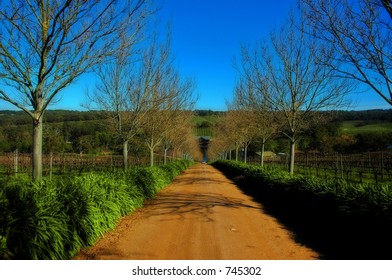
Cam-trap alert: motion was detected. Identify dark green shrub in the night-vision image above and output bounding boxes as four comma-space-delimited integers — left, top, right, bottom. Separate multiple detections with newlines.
5, 178, 70, 259
127, 167, 169, 199
0, 186, 10, 259
159, 164, 181, 181
1, 159, 193, 259
158, 159, 193, 181
212, 160, 392, 218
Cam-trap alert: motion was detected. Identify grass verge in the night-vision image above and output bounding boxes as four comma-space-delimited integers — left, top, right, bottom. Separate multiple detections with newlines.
0, 159, 193, 260
212, 160, 392, 259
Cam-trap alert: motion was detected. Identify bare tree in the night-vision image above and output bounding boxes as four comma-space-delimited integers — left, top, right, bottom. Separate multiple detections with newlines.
301, 0, 392, 106
86, 26, 152, 171
209, 114, 233, 161
139, 35, 196, 166
239, 12, 352, 173
233, 77, 278, 166
161, 110, 195, 164
380, 0, 392, 18
226, 105, 257, 164
0, 0, 150, 180
211, 109, 254, 162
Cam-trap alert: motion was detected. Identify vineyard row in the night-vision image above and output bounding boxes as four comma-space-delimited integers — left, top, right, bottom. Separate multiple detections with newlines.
247, 151, 392, 184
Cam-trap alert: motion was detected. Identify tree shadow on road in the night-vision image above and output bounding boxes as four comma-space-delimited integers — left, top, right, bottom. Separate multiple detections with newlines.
226, 175, 392, 260
143, 191, 262, 223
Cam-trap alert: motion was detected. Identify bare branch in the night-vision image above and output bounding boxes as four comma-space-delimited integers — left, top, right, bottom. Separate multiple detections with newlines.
0, 0, 153, 179
301, 0, 392, 106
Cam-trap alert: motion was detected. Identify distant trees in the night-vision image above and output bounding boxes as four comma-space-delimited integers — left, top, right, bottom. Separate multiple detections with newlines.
233, 77, 278, 166
212, 110, 243, 161
0, 0, 151, 180
211, 107, 258, 163
138, 36, 196, 166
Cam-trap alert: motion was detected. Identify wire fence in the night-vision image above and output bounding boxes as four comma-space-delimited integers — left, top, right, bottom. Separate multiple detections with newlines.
247, 151, 392, 184
0, 152, 170, 178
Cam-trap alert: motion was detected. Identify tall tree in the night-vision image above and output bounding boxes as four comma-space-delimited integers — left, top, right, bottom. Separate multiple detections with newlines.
0, 0, 149, 180
301, 0, 392, 106
239, 11, 352, 173
138, 35, 196, 166
86, 26, 152, 171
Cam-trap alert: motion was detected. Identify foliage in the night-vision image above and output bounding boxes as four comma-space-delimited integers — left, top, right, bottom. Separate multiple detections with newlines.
0, 159, 193, 259
211, 160, 392, 219
126, 167, 169, 199
3, 177, 70, 259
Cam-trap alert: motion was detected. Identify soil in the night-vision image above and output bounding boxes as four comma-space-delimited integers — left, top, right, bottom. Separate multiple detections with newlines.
74, 163, 319, 260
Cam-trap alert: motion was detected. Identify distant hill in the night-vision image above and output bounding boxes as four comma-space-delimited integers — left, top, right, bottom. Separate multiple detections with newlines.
0, 110, 108, 126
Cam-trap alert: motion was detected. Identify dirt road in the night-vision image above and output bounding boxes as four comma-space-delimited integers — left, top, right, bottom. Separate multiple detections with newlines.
75, 164, 318, 260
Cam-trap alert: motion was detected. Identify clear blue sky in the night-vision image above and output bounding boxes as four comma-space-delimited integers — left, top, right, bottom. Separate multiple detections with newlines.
159, 0, 390, 111
159, 0, 295, 111
0, 0, 390, 111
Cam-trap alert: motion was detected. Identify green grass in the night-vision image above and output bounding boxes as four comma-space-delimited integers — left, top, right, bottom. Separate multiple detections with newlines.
192, 115, 219, 127
340, 121, 392, 135
192, 114, 219, 137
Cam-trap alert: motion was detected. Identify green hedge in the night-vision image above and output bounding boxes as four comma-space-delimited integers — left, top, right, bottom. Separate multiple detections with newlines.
211, 160, 392, 218
0, 159, 193, 260
211, 160, 392, 258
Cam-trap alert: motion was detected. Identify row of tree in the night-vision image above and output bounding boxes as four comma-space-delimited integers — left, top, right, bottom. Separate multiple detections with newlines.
0, 1, 198, 179
210, 0, 392, 174
210, 109, 392, 162
0, 112, 199, 164
85, 29, 198, 169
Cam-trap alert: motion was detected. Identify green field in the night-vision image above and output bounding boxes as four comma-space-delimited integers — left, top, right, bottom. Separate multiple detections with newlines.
340, 120, 392, 135
193, 116, 392, 138
192, 114, 219, 137
192, 114, 219, 126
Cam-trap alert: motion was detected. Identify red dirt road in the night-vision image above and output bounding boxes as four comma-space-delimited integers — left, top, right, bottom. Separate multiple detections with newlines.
75, 164, 318, 260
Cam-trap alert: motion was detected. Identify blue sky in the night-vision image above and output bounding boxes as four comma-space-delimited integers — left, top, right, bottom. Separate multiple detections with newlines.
160, 0, 294, 110
0, 0, 390, 111
159, 0, 390, 111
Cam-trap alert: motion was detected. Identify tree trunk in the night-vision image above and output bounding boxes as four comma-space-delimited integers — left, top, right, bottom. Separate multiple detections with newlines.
14, 149, 18, 177
244, 144, 248, 163
235, 144, 239, 161
164, 147, 169, 165
150, 147, 154, 167
149, 137, 155, 167
289, 139, 295, 174
32, 114, 43, 180
49, 151, 53, 180
123, 139, 128, 171
260, 140, 265, 167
